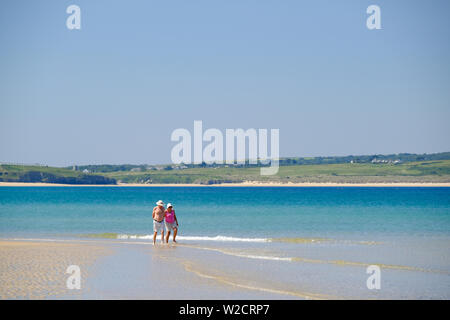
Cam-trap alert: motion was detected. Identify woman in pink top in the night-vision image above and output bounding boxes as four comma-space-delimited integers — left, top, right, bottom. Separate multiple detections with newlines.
164, 203, 179, 243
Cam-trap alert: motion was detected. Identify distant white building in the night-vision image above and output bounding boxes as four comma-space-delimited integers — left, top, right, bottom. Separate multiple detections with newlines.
82, 169, 90, 173
371, 158, 400, 164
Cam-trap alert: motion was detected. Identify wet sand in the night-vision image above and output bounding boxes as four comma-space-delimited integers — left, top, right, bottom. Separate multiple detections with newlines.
0, 239, 289, 299
1, 238, 449, 299
0, 240, 111, 299
0, 239, 338, 299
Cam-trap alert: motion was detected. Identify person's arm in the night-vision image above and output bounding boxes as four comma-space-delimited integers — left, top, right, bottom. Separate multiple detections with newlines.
174, 213, 179, 226
152, 207, 155, 220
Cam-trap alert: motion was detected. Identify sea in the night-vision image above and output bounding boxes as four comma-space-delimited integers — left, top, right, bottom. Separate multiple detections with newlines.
1, 186, 449, 299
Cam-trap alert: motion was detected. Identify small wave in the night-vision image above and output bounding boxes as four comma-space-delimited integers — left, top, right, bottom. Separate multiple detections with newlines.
176, 235, 269, 242
271, 237, 329, 244
117, 234, 152, 240
116, 234, 269, 242
81, 234, 379, 245
216, 251, 292, 262
178, 243, 293, 261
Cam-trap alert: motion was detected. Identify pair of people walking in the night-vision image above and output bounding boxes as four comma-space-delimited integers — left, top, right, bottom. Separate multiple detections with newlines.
152, 200, 179, 245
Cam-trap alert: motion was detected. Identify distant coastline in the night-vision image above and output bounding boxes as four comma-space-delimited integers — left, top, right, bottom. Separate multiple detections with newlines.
2, 152, 450, 186
1, 181, 450, 187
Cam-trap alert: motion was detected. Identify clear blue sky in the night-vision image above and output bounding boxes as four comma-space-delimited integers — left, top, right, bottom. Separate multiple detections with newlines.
1, 0, 449, 166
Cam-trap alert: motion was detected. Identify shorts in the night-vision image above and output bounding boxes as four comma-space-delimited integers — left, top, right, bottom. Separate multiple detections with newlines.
165, 221, 177, 232
153, 220, 165, 233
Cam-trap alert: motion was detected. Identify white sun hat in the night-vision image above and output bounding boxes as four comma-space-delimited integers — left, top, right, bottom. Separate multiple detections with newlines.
156, 200, 165, 206
167, 203, 173, 208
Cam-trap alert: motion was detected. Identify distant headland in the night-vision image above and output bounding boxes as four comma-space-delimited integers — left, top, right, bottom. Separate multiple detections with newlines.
1, 152, 449, 186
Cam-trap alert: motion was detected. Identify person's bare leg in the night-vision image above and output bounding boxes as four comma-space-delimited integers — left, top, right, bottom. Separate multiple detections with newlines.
173, 228, 178, 243
165, 231, 170, 243
161, 231, 165, 244
153, 232, 157, 245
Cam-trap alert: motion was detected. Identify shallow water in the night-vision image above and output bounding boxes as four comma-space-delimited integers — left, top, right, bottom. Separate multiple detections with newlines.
1, 187, 449, 238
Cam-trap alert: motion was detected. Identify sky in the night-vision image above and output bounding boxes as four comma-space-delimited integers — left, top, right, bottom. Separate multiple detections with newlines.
1, 0, 449, 166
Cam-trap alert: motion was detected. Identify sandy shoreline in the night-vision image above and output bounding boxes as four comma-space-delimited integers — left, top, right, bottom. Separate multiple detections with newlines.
1, 237, 449, 299
0, 240, 112, 299
1, 181, 450, 187
0, 239, 323, 299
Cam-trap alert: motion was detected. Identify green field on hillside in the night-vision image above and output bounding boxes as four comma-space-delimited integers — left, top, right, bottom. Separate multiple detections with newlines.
103, 160, 450, 184
0, 164, 116, 184
2, 160, 450, 185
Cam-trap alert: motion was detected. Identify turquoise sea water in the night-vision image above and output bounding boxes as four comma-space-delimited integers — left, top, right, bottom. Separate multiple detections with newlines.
0, 187, 449, 239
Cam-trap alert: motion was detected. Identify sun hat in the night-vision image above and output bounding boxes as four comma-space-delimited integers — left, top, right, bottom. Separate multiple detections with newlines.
156, 200, 165, 206
167, 203, 173, 208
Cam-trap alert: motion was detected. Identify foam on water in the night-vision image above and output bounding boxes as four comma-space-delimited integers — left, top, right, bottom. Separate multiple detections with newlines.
86, 233, 379, 245
116, 234, 270, 242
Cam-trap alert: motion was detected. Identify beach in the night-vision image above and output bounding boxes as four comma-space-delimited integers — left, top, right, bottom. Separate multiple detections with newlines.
0, 240, 111, 299
2, 0, 449, 308
0, 238, 335, 299
0, 186, 449, 299
1, 236, 449, 299
1, 182, 450, 187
